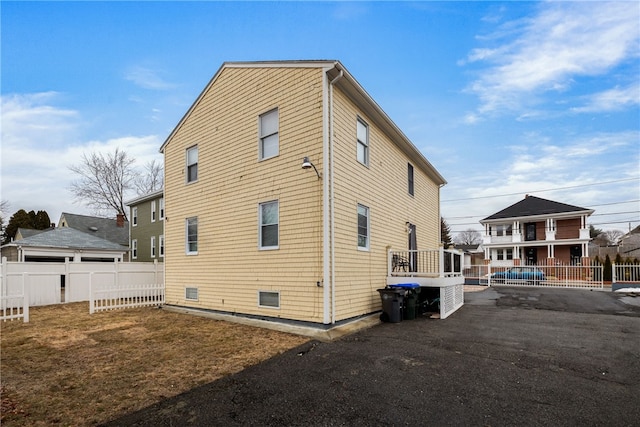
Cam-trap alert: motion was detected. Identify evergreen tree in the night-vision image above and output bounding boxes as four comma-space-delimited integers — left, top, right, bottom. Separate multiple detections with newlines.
441, 217, 453, 247
603, 254, 612, 282
2, 209, 52, 245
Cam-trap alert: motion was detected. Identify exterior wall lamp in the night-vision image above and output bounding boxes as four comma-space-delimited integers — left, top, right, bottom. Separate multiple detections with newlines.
302, 156, 321, 179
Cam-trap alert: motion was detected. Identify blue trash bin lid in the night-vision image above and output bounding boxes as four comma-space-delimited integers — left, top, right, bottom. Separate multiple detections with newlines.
388, 283, 421, 290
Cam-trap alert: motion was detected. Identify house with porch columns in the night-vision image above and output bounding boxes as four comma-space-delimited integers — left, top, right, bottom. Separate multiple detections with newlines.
480, 195, 594, 266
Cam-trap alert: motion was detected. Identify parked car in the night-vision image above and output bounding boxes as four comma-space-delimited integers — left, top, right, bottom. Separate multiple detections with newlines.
491, 266, 545, 284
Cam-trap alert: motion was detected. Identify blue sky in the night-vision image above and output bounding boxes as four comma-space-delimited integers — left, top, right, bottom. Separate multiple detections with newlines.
1, 1, 639, 237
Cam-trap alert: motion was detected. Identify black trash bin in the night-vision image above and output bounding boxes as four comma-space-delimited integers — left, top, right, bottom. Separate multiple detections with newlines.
377, 288, 406, 323
388, 283, 421, 320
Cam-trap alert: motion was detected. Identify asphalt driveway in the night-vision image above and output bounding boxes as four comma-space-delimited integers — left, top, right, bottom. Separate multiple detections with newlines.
105, 287, 640, 426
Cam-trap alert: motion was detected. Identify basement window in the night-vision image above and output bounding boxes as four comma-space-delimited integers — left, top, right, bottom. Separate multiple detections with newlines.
258, 291, 280, 309
185, 287, 199, 301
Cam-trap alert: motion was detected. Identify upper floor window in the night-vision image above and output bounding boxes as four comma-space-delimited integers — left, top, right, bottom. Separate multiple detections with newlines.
356, 118, 369, 166
159, 235, 165, 257
408, 163, 414, 196
525, 223, 536, 241
186, 146, 198, 183
151, 200, 156, 222
186, 217, 198, 254
132, 239, 138, 259
259, 200, 279, 249
159, 198, 165, 220
259, 108, 279, 160
357, 204, 370, 250
496, 224, 513, 236
132, 207, 138, 227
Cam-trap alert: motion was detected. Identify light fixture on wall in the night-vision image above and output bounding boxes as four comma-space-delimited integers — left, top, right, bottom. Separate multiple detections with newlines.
302, 156, 321, 179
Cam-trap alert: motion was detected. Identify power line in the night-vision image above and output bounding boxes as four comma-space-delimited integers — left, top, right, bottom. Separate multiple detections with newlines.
444, 200, 640, 220
442, 177, 640, 203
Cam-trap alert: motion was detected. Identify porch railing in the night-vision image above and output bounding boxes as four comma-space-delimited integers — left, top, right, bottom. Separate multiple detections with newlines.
388, 248, 463, 278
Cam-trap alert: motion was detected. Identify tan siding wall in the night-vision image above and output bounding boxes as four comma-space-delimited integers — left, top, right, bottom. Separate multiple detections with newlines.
331, 89, 441, 322
164, 67, 326, 323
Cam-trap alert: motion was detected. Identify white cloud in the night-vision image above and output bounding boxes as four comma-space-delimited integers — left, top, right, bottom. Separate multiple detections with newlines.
441, 130, 640, 233
572, 83, 640, 113
124, 65, 175, 90
465, 2, 640, 116
1, 92, 162, 224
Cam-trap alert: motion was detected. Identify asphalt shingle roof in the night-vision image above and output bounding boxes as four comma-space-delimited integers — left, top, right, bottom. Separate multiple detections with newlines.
6, 227, 126, 251
482, 195, 591, 221
59, 213, 129, 246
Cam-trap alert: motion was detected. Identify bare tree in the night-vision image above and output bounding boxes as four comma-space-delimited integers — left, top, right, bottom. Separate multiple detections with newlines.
0, 200, 10, 243
454, 228, 483, 245
602, 230, 625, 246
69, 148, 136, 220
134, 159, 164, 196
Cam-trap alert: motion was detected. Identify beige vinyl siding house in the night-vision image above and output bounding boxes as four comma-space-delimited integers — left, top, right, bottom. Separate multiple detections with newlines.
161, 61, 446, 326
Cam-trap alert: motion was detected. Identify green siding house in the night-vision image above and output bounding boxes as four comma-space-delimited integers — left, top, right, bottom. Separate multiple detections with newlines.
126, 189, 164, 262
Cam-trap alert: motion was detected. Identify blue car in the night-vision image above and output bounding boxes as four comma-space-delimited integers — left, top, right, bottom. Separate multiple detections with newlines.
491, 266, 545, 285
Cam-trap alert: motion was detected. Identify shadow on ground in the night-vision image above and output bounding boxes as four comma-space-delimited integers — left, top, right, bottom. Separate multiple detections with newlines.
104, 287, 640, 426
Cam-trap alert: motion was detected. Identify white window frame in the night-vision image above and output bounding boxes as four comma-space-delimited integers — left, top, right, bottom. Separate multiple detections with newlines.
159, 198, 165, 220
132, 207, 138, 227
186, 145, 198, 183
259, 108, 279, 161
132, 239, 138, 259
259, 200, 279, 250
151, 236, 156, 258
151, 200, 156, 222
159, 235, 165, 258
258, 290, 280, 309
357, 204, 370, 251
186, 217, 198, 255
356, 118, 369, 166
185, 287, 199, 301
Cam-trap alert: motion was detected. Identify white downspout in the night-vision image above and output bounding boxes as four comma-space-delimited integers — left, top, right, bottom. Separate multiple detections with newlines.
328, 68, 343, 324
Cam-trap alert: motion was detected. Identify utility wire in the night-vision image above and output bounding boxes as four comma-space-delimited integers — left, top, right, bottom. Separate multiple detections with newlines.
442, 177, 640, 202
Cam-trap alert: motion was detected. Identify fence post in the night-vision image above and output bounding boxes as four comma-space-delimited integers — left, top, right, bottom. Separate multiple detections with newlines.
487, 262, 492, 286
89, 271, 95, 314
612, 263, 617, 284
439, 247, 445, 278
23, 280, 29, 323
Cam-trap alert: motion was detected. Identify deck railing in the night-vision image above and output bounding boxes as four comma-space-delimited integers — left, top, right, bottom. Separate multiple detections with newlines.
388, 248, 463, 278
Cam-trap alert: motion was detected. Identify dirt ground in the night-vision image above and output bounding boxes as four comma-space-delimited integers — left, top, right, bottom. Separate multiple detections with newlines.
0, 302, 309, 426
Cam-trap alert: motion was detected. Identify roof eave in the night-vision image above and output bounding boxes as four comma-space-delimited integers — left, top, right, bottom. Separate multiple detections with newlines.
480, 209, 595, 224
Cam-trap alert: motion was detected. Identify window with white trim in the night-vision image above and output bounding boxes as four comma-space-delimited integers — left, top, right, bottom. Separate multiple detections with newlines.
186, 217, 198, 254
159, 198, 165, 220
356, 118, 369, 166
132, 207, 138, 227
408, 163, 414, 196
186, 146, 198, 183
151, 200, 156, 222
357, 204, 370, 250
185, 287, 198, 301
151, 236, 156, 258
259, 200, 279, 249
259, 108, 279, 160
159, 235, 165, 257
132, 239, 138, 259
258, 291, 280, 308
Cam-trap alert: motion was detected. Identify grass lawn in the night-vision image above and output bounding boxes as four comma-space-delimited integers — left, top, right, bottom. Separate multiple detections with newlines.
1, 302, 309, 426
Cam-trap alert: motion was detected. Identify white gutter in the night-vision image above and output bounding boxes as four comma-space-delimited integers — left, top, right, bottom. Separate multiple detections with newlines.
328, 68, 343, 324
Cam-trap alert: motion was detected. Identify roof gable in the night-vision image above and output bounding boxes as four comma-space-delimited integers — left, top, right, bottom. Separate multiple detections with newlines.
482, 196, 593, 221
160, 60, 446, 186
59, 213, 129, 246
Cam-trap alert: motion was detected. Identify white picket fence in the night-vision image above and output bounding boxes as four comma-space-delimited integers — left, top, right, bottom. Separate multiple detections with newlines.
612, 263, 640, 288
90, 281, 164, 313
0, 257, 164, 321
0, 280, 29, 323
463, 262, 603, 289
